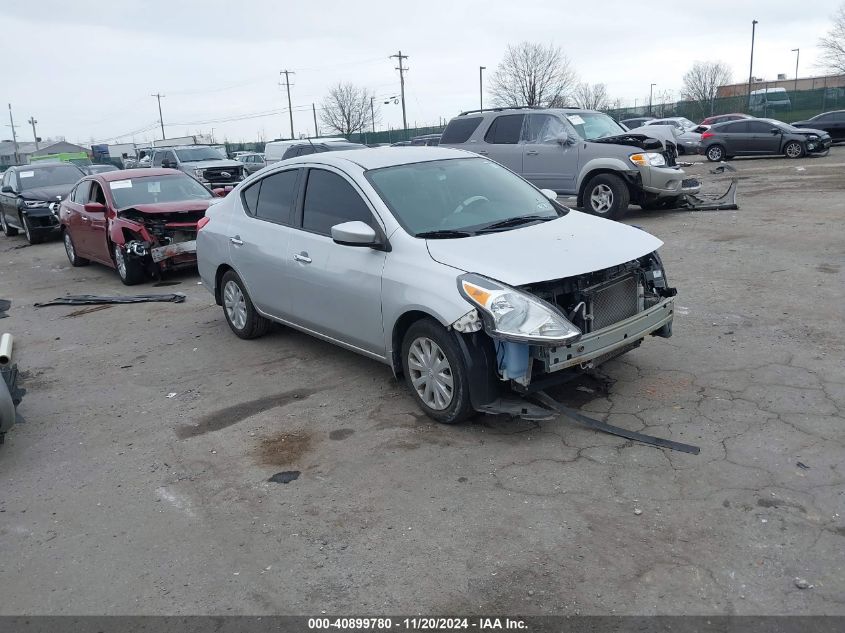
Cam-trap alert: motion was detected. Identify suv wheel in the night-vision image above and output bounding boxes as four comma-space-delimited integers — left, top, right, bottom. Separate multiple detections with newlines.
401, 318, 474, 424
706, 144, 726, 162
220, 270, 272, 339
582, 173, 630, 220
0, 210, 18, 237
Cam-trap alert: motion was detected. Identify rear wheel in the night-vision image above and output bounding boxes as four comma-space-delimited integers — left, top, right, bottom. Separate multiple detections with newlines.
63, 229, 89, 266
22, 215, 44, 244
706, 144, 726, 162
0, 210, 18, 237
220, 270, 272, 339
784, 141, 804, 159
114, 244, 145, 285
581, 173, 630, 220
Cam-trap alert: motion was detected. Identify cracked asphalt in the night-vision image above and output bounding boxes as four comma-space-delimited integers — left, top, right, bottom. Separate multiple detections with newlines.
0, 149, 843, 615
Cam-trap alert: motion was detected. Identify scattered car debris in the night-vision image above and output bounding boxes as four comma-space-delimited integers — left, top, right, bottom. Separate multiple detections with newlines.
633, 508, 643, 515
794, 577, 812, 589
0, 299, 9, 319
678, 163, 739, 211
34, 293, 186, 307
796, 461, 810, 470
268, 471, 300, 484
166, 393, 177, 399
63, 305, 113, 318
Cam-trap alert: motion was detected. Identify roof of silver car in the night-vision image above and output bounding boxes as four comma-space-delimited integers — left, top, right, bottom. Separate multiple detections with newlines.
293, 146, 474, 170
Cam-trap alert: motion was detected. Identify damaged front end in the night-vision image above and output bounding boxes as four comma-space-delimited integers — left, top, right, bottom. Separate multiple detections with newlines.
454, 252, 676, 397
115, 208, 206, 273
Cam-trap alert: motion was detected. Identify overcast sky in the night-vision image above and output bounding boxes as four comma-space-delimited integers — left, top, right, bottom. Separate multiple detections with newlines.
1, 0, 838, 145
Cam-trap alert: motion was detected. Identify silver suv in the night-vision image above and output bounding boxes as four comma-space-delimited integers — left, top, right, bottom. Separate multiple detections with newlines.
197, 147, 676, 424
440, 107, 700, 219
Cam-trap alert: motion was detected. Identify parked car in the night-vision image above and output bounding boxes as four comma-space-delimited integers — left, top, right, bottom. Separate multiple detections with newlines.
792, 110, 845, 142
280, 141, 366, 161
410, 134, 441, 146
440, 107, 700, 219
149, 146, 245, 188
196, 148, 675, 423
83, 164, 121, 175
700, 113, 752, 126
237, 152, 267, 174
59, 168, 217, 285
264, 137, 349, 165
749, 87, 791, 114
621, 117, 655, 129
699, 118, 832, 161
0, 162, 86, 244
643, 117, 702, 155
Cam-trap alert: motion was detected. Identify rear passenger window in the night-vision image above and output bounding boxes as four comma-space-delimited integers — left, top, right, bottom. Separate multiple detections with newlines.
302, 169, 372, 236
484, 114, 524, 144
746, 121, 772, 133
251, 169, 299, 224
722, 121, 747, 133
440, 117, 483, 144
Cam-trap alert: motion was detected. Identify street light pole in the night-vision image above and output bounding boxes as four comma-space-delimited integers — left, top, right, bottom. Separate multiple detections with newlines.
479, 66, 486, 111
791, 48, 800, 95
390, 51, 409, 140
747, 19, 758, 111
649, 83, 656, 115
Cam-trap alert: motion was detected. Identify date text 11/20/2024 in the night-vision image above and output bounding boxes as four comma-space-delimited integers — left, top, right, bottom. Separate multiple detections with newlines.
308, 617, 528, 630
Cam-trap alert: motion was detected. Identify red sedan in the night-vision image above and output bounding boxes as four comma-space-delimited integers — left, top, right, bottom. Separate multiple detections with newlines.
59, 168, 217, 285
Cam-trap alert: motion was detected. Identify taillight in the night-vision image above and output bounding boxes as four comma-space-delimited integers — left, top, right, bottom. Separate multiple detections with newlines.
197, 216, 210, 230
701, 131, 714, 140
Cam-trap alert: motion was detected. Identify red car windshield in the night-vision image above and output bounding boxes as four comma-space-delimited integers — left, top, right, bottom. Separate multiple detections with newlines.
108, 174, 212, 208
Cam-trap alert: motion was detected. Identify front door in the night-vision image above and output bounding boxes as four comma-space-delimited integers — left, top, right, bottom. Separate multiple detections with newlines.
521, 113, 578, 193
83, 180, 112, 263
746, 120, 782, 154
286, 167, 386, 356
65, 180, 93, 255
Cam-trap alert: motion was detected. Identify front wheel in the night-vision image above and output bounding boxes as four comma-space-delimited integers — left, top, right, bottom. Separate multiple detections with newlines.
63, 230, 89, 267
114, 244, 145, 285
706, 144, 726, 162
220, 270, 272, 339
581, 173, 630, 220
784, 141, 804, 159
1, 210, 19, 237
401, 318, 474, 424
22, 215, 44, 244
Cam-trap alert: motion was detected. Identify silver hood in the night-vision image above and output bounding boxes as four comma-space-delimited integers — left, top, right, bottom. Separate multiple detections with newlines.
184, 159, 244, 170
425, 210, 663, 286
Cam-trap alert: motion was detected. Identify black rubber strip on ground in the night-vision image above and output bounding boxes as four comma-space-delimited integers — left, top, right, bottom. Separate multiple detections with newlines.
34, 294, 186, 307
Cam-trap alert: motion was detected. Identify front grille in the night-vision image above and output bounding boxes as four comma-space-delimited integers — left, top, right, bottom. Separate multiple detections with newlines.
202, 167, 241, 182
590, 275, 639, 331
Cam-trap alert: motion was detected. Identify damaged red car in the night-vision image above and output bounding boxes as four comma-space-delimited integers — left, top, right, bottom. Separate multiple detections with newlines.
59, 168, 217, 285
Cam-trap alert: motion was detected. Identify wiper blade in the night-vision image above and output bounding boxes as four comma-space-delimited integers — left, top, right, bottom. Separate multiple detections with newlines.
416, 229, 473, 239
476, 215, 554, 233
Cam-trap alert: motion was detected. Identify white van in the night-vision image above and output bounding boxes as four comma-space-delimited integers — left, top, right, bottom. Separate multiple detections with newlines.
264, 137, 349, 164
749, 87, 791, 113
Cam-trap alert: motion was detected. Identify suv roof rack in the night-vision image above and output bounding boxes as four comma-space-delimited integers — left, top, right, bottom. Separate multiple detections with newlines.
458, 106, 546, 116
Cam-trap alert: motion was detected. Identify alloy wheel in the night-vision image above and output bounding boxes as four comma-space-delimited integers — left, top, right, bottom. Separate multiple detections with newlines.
785, 142, 802, 158
408, 337, 454, 411
64, 232, 75, 261
590, 184, 614, 214
115, 246, 128, 279
223, 280, 247, 330
707, 146, 723, 161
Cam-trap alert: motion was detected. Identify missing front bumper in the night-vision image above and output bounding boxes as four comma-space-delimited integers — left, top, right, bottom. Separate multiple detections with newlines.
150, 239, 197, 263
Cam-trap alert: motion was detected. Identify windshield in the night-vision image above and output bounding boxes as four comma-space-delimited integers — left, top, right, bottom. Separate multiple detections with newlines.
566, 112, 627, 140
17, 164, 83, 190
174, 147, 226, 162
108, 174, 212, 208
366, 157, 563, 237
677, 118, 696, 129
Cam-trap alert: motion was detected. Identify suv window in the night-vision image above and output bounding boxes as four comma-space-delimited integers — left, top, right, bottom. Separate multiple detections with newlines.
302, 169, 372, 236
484, 114, 524, 144
152, 151, 175, 167
441, 117, 483, 144
251, 169, 299, 224
524, 114, 568, 144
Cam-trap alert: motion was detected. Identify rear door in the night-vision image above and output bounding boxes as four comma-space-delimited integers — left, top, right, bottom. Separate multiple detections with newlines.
285, 167, 387, 356
521, 113, 578, 193
229, 167, 302, 319
719, 121, 749, 155
481, 114, 525, 173
826, 112, 845, 141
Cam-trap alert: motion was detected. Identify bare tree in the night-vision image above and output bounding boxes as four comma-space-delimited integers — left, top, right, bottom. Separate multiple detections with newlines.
819, 3, 845, 74
489, 42, 577, 108
681, 61, 734, 118
319, 83, 377, 136
572, 82, 610, 110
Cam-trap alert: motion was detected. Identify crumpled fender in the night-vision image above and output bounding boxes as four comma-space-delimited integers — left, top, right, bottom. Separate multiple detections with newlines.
576, 157, 639, 191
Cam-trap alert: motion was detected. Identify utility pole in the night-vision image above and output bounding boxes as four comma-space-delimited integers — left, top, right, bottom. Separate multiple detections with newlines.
7, 104, 19, 164
479, 66, 486, 111
312, 103, 319, 138
151, 93, 166, 139
27, 116, 39, 150
281, 70, 295, 139
747, 19, 758, 111
649, 83, 656, 115
791, 48, 800, 95
370, 97, 376, 134
390, 51, 409, 139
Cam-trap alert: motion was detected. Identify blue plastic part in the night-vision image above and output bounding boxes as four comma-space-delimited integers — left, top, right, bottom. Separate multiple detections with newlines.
496, 340, 531, 382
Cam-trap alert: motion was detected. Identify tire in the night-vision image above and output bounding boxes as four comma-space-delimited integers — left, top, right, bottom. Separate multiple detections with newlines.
1, 210, 18, 237
581, 173, 630, 220
401, 318, 474, 425
22, 215, 44, 245
706, 144, 726, 162
63, 229, 89, 267
220, 270, 272, 340
784, 140, 804, 159
114, 243, 145, 286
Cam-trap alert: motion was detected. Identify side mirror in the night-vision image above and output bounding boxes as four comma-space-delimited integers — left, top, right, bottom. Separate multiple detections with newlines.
1, 186, 13, 194
540, 188, 558, 201
161, 160, 175, 168
555, 131, 570, 145
331, 221, 379, 247
83, 202, 106, 213
771, 128, 781, 135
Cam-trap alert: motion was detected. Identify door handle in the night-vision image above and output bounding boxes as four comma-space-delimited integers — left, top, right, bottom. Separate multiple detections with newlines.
525, 150, 539, 156
476, 150, 489, 155
229, 236, 243, 245
293, 252, 311, 264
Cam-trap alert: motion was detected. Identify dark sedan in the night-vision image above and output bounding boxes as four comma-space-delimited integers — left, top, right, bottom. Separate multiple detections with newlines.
699, 118, 832, 161
0, 163, 86, 244
791, 110, 845, 142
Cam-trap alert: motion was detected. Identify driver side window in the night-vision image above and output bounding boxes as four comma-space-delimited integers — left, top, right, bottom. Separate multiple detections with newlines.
301, 169, 374, 236
523, 115, 568, 144
73, 181, 91, 204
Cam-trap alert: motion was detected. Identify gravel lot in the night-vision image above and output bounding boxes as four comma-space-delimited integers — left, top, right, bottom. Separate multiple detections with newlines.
0, 150, 843, 615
